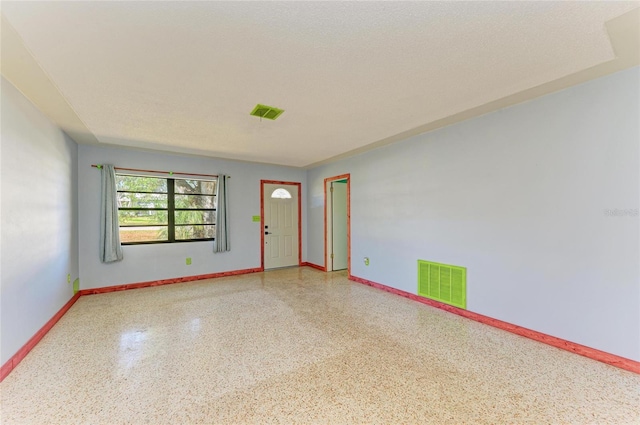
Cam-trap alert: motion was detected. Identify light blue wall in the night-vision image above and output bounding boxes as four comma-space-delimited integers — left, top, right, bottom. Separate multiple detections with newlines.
307, 67, 640, 361
1, 78, 79, 365
78, 144, 307, 289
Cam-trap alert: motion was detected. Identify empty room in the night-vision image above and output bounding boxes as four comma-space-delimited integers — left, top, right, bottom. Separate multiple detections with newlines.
1, 1, 639, 424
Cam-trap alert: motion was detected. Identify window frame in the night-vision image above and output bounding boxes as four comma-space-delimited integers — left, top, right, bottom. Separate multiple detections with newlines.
117, 174, 217, 245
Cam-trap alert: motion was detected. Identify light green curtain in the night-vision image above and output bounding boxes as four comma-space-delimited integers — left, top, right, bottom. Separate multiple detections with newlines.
100, 164, 123, 263
214, 175, 230, 253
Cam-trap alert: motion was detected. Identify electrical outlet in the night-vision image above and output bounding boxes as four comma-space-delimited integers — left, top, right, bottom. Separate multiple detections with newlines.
67, 274, 71, 283
364, 257, 370, 266
186, 257, 192, 265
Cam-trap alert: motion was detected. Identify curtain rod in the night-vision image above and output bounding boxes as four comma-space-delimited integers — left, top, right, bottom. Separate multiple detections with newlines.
90, 165, 227, 179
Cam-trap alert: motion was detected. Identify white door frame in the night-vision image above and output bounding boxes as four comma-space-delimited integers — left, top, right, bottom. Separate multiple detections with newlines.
324, 174, 351, 275
261, 180, 302, 270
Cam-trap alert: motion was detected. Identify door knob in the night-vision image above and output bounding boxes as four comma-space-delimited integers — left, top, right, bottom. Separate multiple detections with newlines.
265, 231, 271, 235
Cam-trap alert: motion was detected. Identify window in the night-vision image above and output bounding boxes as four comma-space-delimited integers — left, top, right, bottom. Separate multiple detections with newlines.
116, 174, 217, 244
271, 188, 292, 199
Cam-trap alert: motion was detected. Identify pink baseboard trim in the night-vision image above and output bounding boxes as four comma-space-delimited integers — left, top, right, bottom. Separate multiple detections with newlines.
349, 275, 640, 374
1, 292, 81, 382
1, 267, 263, 382
301, 262, 326, 272
79, 267, 262, 295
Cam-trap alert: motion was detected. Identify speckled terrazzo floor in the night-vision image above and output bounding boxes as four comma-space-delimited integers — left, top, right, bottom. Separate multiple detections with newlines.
1, 267, 639, 424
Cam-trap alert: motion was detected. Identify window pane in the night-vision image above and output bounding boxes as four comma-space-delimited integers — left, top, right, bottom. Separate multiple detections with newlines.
119, 226, 168, 243
271, 188, 291, 199
116, 175, 167, 193
175, 179, 216, 195
116, 175, 217, 244
175, 210, 216, 225
117, 192, 168, 209
175, 194, 216, 209
118, 210, 168, 226
175, 225, 215, 240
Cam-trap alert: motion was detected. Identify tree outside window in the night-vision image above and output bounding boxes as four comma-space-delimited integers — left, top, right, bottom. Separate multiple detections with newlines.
116, 175, 217, 244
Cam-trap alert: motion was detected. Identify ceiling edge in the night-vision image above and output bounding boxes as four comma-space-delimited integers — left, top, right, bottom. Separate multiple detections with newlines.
92, 137, 306, 170
304, 8, 640, 170
0, 15, 99, 145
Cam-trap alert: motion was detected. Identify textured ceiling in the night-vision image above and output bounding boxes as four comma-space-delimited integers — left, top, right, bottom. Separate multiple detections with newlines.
1, 1, 638, 167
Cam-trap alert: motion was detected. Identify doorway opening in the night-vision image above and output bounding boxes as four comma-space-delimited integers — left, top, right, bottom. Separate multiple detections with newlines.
324, 174, 350, 274
260, 180, 302, 270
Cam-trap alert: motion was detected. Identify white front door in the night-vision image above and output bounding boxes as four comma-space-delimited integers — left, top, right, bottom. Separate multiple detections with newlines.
263, 183, 299, 269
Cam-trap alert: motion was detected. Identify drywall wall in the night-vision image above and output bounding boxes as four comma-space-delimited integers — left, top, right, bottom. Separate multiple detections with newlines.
307, 67, 640, 361
1, 77, 79, 365
78, 144, 306, 289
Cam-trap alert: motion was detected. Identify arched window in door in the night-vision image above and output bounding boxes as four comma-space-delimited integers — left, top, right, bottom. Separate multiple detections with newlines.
271, 188, 292, 199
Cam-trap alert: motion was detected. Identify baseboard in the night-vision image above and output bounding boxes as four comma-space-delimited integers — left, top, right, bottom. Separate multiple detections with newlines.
0, 292, 81, 382
349, 275, 640, 374
1, 267, 262, 382
301, 262, 326, 271
6, 270, 635, 384
79, 267, 262, 295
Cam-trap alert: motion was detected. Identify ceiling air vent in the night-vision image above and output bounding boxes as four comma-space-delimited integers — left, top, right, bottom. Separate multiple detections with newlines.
250, 104, 284, 120
418, 260, 466, 309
